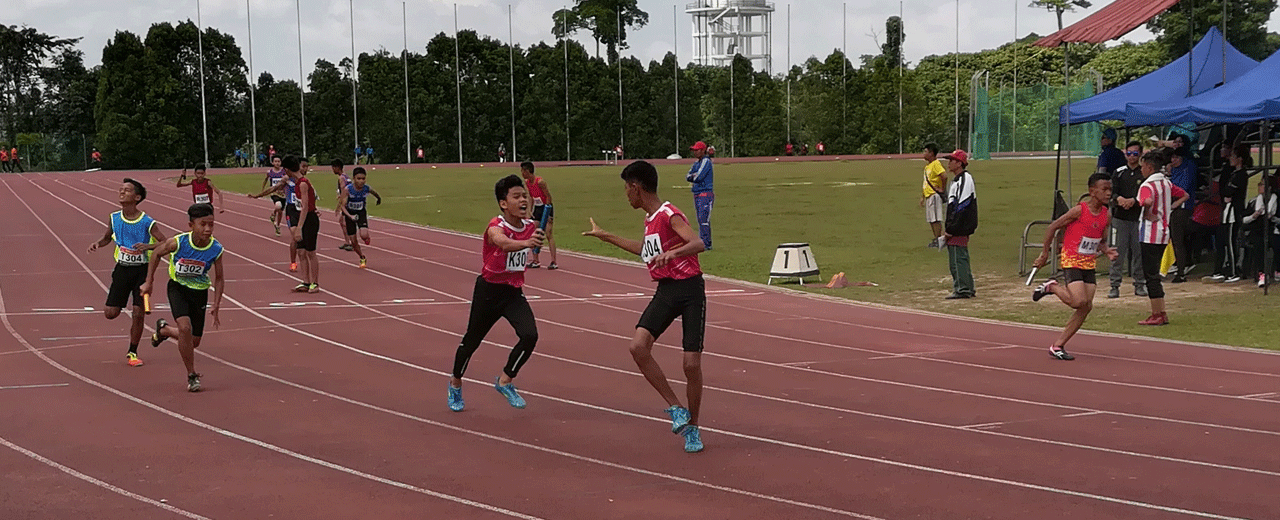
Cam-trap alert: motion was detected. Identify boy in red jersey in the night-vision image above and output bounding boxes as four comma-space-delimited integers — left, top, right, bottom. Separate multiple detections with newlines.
583, 160, 707, 453
1031, 173, 1119, 361
176, 164, 224, 213
447, 175, 545, 412
521, 161, 557, 269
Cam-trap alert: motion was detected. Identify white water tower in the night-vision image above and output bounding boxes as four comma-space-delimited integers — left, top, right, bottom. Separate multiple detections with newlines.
687, 0, 775, 73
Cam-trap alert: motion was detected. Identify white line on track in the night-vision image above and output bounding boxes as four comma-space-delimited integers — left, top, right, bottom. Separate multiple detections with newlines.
0, 383, 70, 390
0, 434, 210, 519
50, 177, 1276, 516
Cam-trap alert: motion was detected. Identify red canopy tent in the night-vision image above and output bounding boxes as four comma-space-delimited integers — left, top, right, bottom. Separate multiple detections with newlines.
1034, 0, 1181, 47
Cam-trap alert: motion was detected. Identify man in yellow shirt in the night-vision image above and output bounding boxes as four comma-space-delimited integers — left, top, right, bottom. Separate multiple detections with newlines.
920, 143, 948, 248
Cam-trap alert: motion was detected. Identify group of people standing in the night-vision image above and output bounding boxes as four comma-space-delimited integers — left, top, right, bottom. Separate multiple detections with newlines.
920, 144, 979, 300
1, 145, 22, 172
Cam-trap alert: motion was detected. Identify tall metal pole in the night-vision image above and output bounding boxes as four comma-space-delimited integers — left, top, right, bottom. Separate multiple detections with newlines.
1012, 0, 1018, 153
786, 3, 791, 144
1222, 0, 1228, 85
617, 9, 624, 152
196, 0, 209, 167
246, 0, 258, 165
403, 1, 411, 164
563, 7, 570, 161
842, 2, 847, 141
349, 0, 359, 164
455, 4, 463, 163
509, 4, 517, 162
730, 51, 735, 157
296, 0, 307, 157
674, 4, 680, 156
954, 0, 960, 150
898, 1, 903, 155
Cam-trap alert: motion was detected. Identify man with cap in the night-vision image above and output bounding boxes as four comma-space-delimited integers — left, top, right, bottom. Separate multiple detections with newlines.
941, 150, 978, 299
687, 141, 714, 250
1097, 128, 1126, 175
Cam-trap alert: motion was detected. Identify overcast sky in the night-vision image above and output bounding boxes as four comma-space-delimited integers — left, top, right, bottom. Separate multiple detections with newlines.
9, 0, 1280, 79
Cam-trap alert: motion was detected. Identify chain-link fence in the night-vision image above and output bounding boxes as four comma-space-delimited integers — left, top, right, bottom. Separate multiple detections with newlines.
970, 79, 1101, 160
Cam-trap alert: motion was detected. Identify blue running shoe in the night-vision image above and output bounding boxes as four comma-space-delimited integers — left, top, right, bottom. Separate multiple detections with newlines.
494, 377, 526, 409
664, 405, 690, 434
447, 383, 464, 412
682, 425, 704, 453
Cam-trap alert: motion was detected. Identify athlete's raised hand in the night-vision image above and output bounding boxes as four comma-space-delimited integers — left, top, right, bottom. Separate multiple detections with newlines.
582, 218, 606, 238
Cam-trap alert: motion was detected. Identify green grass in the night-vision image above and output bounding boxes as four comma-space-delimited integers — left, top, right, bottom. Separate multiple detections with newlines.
214, 159, 1279, 350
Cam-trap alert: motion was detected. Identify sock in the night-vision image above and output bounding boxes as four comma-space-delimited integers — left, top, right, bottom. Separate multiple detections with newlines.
129, 343, 139, 354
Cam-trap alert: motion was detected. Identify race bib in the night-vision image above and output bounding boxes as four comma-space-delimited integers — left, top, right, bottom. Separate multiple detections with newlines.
640, 233, 663, 263
347, 200, 365, 211
118, 247, 146, 265
174, 258, 207, 277
505, 248, 529, 272
194, 193, 211, 204
1077, 236, 1101, 256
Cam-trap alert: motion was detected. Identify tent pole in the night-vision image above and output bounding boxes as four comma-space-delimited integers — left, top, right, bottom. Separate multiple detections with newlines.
1264, 120, 1273, 296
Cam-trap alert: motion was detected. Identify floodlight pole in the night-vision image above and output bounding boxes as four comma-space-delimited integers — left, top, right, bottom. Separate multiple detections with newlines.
196, 0, 209, 168
786, 3, 791, 145
674, 4, 680, 156
455, 4, 463, 163
1012, 0, 1018, 153
296, 0, 307, 157
404, 2, 411, 164
350, 0, 359, 164
563, 7, 571, 161
617, 10, 624, 153
509, 4, 517, 162
246, 0, 258, 165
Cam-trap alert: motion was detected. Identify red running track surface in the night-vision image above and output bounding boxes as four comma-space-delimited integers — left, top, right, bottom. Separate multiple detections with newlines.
2, 171, 1279, 520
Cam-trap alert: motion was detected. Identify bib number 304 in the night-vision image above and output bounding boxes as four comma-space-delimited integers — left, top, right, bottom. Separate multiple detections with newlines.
640, 234, 663, 263
506, 248, 529, 272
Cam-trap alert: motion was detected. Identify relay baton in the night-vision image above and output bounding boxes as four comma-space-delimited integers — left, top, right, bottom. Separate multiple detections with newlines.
533, 204, 551, 254
143, 293, 152, 315
1025, 266, 1040, 286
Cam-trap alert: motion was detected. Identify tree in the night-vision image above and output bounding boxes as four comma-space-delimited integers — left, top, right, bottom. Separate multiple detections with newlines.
551, 0, 648, 64
0, 25, 79, 143
1031, 0, 1093, 31
1148, 0, 1278, 62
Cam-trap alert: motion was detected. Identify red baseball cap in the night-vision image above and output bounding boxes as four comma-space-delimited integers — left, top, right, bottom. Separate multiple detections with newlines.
690, 141, 708, 151
941, 149, 968, 165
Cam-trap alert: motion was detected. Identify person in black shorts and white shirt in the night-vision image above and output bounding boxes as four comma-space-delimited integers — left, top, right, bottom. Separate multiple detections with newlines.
87, 179, 167, 367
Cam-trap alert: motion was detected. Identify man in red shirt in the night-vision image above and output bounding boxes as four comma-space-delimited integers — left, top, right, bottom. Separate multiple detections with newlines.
285, 156, 321, 293
583, 160, 707, 453
447, 175, 545, 412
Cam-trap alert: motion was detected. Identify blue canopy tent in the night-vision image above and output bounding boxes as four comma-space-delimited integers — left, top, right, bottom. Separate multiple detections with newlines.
1124, 43, 1280, 125
1061, 27, 1259, 124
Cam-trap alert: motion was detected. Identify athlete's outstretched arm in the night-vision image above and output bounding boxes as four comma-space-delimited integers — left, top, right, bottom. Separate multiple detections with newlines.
140, 237, 178, 297
487, 225, 544, 252
88, 220, 113, 253
582, 218, 642, 256
1033, 205, 1082, 268
250, 178, 287, 198
210, 255, 225, 328
649, 214, 705, 267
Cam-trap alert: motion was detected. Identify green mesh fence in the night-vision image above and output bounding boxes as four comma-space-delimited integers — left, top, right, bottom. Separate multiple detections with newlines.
971, 81, 1101, 160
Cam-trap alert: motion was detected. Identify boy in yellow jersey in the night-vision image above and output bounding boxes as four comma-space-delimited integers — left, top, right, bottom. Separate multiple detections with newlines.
87, 179, 167, 367
141, 203, 226, 392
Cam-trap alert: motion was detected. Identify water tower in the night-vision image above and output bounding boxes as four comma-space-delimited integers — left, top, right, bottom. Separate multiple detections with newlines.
687, 0, 775, 73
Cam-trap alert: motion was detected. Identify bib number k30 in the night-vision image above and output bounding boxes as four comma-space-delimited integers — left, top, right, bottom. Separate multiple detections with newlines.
506, 249, 529, 272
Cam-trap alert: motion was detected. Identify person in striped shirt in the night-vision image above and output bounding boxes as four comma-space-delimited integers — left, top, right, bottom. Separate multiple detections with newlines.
1136, 151, 1189, 326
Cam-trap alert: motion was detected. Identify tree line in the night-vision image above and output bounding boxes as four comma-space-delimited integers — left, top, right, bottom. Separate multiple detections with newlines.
1, 0, 1276, 170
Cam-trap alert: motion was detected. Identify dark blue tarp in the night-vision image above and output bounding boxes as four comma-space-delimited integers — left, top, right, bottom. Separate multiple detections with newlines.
1125, 42, 1280, 125
1059, 27, 1258, 124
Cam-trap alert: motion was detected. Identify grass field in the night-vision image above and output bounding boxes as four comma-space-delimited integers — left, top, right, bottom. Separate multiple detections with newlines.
213, 158, 1279, 350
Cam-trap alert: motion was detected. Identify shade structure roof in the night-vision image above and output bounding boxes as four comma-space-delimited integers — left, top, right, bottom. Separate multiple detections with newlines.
1059, 27, 1259, 124
1125, 45, 1280, 125
1034, 0, 1180, 47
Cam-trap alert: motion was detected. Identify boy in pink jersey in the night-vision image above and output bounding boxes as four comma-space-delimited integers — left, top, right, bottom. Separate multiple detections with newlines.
1031, 173, 1119, 360
583, 160, 707, 453
447, 175, 545, 412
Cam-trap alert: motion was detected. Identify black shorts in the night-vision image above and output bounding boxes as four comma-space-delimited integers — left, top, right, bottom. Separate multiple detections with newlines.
344, 210, 368, 235
636, 275, 706, 352
297, 212, 320, 251
285, 205, 300, 228
167, 280, 209, 337
106, 263, 148, 309
1062, 268, 1097, 285
532, 204, 553, 222
271, 195, 286, 206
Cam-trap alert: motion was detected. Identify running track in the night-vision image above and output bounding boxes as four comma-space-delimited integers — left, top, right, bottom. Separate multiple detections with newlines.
2, 171, 1279, 520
